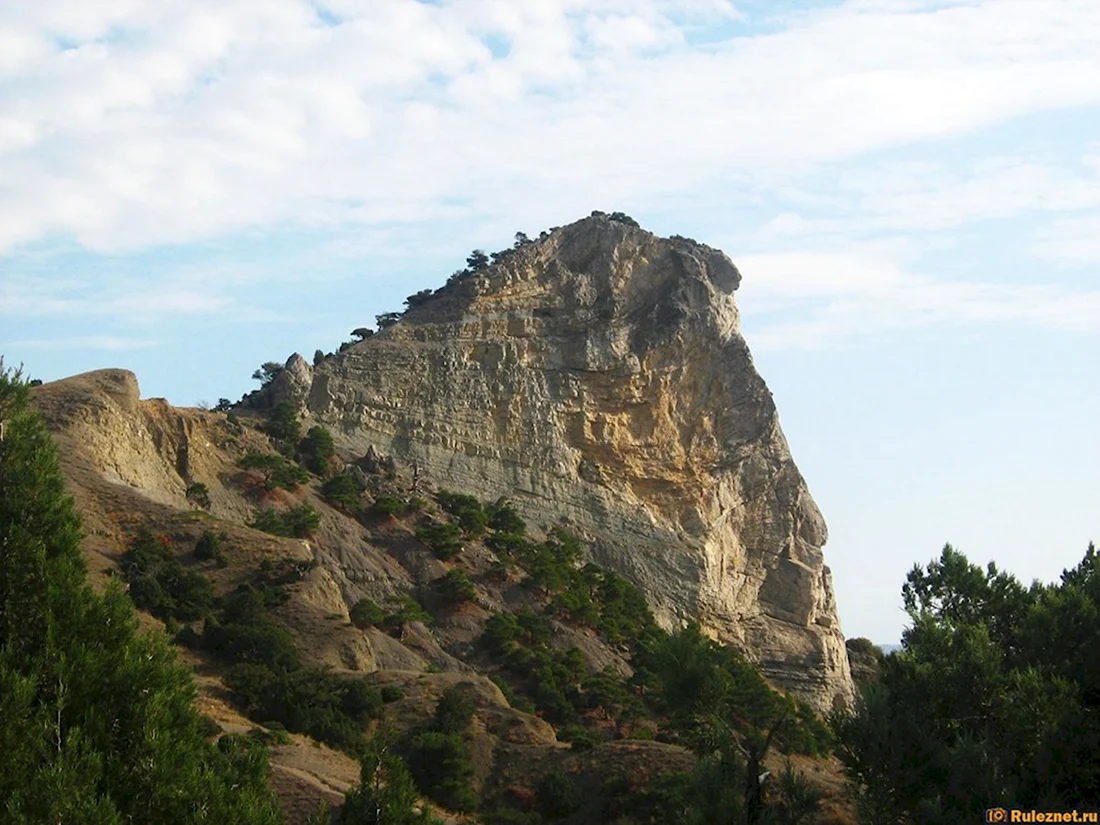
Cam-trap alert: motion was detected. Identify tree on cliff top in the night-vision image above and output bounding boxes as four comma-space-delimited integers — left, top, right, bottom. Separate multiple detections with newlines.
0, 360, 283, 824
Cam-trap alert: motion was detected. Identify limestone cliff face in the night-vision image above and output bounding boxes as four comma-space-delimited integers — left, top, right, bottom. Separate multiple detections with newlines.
305, 215, 854, 711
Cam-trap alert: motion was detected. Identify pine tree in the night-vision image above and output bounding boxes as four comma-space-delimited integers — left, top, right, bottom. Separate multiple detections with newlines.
0, 361, 284, 824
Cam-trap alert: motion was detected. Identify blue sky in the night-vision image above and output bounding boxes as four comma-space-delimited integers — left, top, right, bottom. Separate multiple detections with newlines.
1, 0, 1097, 643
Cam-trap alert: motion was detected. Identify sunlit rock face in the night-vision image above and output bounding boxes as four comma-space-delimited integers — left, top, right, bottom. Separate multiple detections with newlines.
304, 215, 854, 712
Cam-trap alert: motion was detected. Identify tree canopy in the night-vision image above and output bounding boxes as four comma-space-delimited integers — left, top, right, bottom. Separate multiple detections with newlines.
0, 361, 283, 824
833, 542, 1100, 824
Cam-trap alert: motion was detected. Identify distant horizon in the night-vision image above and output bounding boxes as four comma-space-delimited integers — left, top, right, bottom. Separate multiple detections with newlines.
3, 0, 1097, 642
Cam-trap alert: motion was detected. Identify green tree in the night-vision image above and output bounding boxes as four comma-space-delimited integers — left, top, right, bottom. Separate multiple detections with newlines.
350, 598, 386, 629
376, 312, 402, 329
404, 289, 434, 310
0, 361, 283, 824
322, 472, 361, 511
434, 685, 476, 735
251, 361, 283, 388
435, 569, 477, 605
465, 249, 490, 271
833, 543, 1100, 824
238, 451, 309, 491
342, 728, 439, 824
263, 402, 300, 446
299, 425, 336, 475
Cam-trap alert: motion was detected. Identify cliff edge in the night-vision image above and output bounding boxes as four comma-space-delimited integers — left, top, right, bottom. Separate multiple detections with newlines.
298, 215, 854, 711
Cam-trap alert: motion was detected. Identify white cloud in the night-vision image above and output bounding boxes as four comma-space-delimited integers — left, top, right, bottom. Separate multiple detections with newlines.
1, 0, 1099, 254
739, 250, 1100, 350
1, 335, 158, 351
1033, 214, 1100, 264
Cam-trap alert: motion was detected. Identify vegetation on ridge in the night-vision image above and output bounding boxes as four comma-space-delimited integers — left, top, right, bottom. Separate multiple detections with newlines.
832, 542, 1100, 824
0, 361, 283, 824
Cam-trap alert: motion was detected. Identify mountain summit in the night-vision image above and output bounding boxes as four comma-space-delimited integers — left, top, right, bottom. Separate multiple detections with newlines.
276, 214, 853, 712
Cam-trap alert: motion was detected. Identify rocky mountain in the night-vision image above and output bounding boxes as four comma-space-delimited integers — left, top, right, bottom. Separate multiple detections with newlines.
265, 213, 854, 713
22, 213, 860, 822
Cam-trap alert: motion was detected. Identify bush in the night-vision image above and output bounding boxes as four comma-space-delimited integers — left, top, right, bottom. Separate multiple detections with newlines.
404, 289, 434, 310
434, 686, 477, 735
186, 481, 212, 509
537, 770, 581, 819
121, 529, 215, 623
406, 731, 478, 812
194, 529, 226, 564
299, 426, 336, 475
435, 569, 477, 604
373, 493, 407, 518
322, 472, 361, 511
376, 312, 402, 329
223, 663, 382, 752
608, 211, 640, 227
250, 503, 321, 538
350, 598, 386, 629
558, 724, 601, 751
381, 684, 403, 703
382, 595, 431, 630
436, 490, 489, 537
263, 401, 300, 445
238, 451, 309, 491
488, 497, 526, 535
416, 520, 463, 560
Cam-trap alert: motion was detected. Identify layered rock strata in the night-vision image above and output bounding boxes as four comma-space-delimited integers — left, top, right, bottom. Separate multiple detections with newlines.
303, 216, 854, 711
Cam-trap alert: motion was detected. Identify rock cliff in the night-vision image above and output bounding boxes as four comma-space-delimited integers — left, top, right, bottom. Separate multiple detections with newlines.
301, 215, 854, 711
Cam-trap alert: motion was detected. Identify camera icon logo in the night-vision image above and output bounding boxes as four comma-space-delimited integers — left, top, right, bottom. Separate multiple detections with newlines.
986, 808, 1008, 823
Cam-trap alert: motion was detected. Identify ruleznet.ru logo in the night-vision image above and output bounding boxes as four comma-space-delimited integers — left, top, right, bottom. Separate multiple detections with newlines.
987, 809, 1099, 823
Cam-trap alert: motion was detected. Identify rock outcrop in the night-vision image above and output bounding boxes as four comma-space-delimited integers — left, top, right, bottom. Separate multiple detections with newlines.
301, 215, 855, 711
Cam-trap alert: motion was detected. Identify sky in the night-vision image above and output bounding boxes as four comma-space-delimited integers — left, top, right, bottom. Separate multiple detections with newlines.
1, 0, 1097, 644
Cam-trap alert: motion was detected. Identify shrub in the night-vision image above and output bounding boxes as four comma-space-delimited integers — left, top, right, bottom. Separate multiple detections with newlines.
376, 312, 402, 329
381, 684, 404, 703
372, 493, 407, 518
608, 211, 640, 227
350, 598, 386, 629
558, 724, 601, 751
416, 520, 463, 560
121, 529, 215, 623
466, 249, 490, 271
406, 731, 478, 813
404, 289, 434, 310
252, 361, 283, 388
488, 497, 526, 535
194, 529, 225, 564
186, 481, 212, 509
223, 663, 381, 752
250, 503, 321, 538
434, 686, 476, 735
537, 770, 581, 819
768, 760, 822, 825
264, 401, 300, 444
322, 472, 361, 511
436, 490, 489, 537
238, 451, 309, 491
299, 425, 336, 475
382, 595, 431, 630
435, 569, 477, 604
